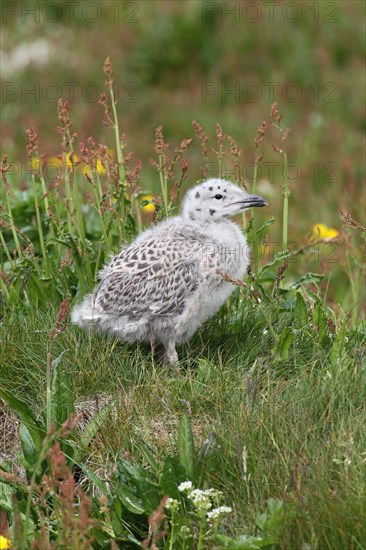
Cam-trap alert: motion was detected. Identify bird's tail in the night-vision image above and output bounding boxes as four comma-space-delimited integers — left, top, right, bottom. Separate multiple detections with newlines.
71, 293, 103, 327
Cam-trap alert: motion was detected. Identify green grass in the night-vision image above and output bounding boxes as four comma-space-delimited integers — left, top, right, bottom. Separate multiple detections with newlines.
1, 298, 365, 548
1, 29, 365, 546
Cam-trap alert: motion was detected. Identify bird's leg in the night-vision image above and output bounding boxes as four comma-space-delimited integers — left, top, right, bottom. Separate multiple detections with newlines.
154, 340, 179, 366
165, 339, 179, 366
149, 327, 155, 359
155, 344, 166, 363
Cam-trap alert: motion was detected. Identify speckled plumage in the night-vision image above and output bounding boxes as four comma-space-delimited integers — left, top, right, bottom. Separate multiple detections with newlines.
72, 178, 267, 363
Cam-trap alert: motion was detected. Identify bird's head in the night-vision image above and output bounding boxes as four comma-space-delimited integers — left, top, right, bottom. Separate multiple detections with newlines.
182, 178, 267, 223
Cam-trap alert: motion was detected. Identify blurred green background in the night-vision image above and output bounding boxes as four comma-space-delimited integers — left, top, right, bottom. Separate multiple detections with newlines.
1, 0, 365, 308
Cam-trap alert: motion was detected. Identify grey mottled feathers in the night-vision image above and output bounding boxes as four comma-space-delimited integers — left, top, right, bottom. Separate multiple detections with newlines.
94, 237, 203, 316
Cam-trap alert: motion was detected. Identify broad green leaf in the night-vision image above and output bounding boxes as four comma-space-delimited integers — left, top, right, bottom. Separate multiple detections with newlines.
214, 533, 275, 548
19, 424, 37, 467
118, 457, 149, 484
116, 484, 145, 515
258, 268, 276, 284
50, 350, 74, 429
0, 388, 43, 451
275, 327, 293, 360
178, 414, 194, 480
161, 456, 186, 500
294, 292, 308, 328
117, 457, 160, 514
110, 498, 124, 537
313, 303, 328, 345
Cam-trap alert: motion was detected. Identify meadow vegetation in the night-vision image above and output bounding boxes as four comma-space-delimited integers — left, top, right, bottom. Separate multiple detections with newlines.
1, 2, 366, 548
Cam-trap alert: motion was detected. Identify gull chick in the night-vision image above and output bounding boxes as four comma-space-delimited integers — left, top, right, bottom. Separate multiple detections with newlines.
72, 178, 267, 364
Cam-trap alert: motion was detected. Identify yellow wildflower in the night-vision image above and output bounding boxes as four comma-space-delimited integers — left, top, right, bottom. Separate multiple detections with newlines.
82, 159, 106, 176
141, 195, 155, 213
96, 159, 105, 174
31, 157, 40, 170
312, 223, 339, 240
66, 153, 79, 167
0, 535, 11, 549
45, 155, 78, 169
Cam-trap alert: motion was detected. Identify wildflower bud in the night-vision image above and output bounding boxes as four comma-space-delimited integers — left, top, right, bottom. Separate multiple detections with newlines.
271, 102, 283, 124
216, 123, 224, 145
26, 127, 40, 159
192, 120, 209, 145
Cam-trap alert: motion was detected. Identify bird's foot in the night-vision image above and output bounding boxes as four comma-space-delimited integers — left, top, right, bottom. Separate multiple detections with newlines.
154, 342, 179, 367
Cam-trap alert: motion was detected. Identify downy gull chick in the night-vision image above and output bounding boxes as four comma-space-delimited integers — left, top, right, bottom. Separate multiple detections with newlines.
72, 178, 267, 364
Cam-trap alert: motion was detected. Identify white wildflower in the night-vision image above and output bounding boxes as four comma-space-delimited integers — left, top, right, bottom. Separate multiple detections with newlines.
165, 498, 179, 511
178, 480, 193, 492
180, 525, 191, 538
188, 489, 212, 511
207, 506, 232, 520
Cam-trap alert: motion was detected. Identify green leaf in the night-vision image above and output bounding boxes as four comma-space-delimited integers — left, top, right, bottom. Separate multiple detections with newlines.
118, 457, 150, 485
294, 292, 308, 329
116, 484, 145, 515
261, 250, 291, 272
50, 350, 74, 429
258, 268, 276, 284
292, 272, 324, 289
0, 388, 43, 451
161, 456, 187, 499
0, 481, 13, 512
178, 414, 194, 480
78, 463, 110, 498
197, 432, 219, 486
264, 498, 284, 534
313, 303, 328, 345
330, 319, 348, 365
80, 399, 115, 449
214, 533, 275, 549
275, 327, 293, 360
110, 498, 124, 537
134, 441, 159, 477
117, 457, 160, 514
19, 424, 37, 467
256, 217, 275, 236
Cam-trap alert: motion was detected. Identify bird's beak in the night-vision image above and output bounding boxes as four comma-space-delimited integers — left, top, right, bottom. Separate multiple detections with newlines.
225, 194, 268, 209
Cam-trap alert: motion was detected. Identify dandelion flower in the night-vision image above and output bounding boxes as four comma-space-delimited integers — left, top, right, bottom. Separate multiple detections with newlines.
141, 194, 155, 213
0, 536, 11, 549
312, 223, 339, 240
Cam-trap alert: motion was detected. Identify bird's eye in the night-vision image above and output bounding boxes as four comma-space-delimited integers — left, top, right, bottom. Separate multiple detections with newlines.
214, 194, 223, 200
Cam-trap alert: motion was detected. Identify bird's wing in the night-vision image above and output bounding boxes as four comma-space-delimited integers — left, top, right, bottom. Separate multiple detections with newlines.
94, 237, 203, 316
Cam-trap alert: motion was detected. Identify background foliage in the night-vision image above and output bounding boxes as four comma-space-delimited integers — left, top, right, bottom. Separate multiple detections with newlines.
0, 1, 365, 548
